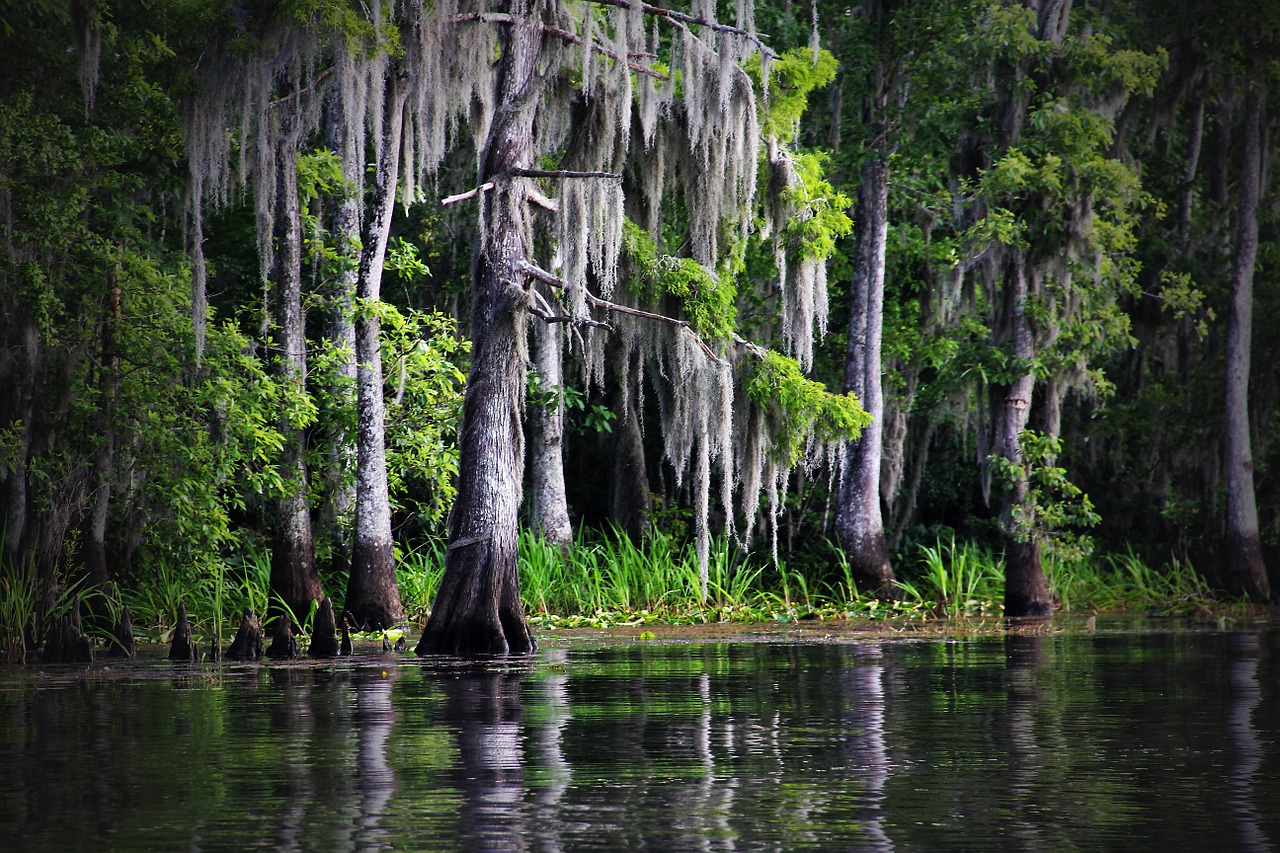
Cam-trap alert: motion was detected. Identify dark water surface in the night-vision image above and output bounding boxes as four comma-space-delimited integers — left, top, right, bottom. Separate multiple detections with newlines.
2, 622, 1278, 851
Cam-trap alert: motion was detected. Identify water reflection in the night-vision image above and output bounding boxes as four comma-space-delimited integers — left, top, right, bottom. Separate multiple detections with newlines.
1228, 633, 1266, 852
436, 663, 530, 851
352, 670, 397, 852
1005, 633, 1046, 852
842, 643, 891, 852
1, 627, 1278, 851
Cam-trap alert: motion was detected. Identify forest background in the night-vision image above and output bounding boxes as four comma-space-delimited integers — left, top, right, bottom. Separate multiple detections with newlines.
2, 0, 1277, 657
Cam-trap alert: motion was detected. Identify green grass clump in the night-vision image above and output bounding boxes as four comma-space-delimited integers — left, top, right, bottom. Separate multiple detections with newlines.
1051, 548, 1215, 613
895, 538, 1004, 618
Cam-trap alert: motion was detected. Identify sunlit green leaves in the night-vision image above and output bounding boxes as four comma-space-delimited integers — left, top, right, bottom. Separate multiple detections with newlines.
622, 218, 737, 343
745, 350, 871, 466
746, 48, 839, 143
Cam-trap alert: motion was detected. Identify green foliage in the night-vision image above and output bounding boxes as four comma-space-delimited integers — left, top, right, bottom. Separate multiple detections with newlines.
527, 372, 616, 434
622, 219, 737, 343
781, 151, 853, 262
990, 431, 1100, 561
0, 555, 39, 662
746, 48, 839, 143
744, 350, 871, 466
376, 304, 467, 525
895, 538, 1005, 617
1051, 549, 1214, 614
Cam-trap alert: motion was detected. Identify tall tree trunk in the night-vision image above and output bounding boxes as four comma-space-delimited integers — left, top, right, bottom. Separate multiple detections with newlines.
835, 157, 895, 595
78, 277, 120, 628
416, 2, 540, 656
1, 319, 38, 568
346, 76, 409, 630
1223, 82, 1270, 600
270, 103, 323, 623
1000, 254, 1051, 616
319, 102, 359, 580
527, 311, 572, 548
609, 349, 651, 542
1178, 87, 1205, 245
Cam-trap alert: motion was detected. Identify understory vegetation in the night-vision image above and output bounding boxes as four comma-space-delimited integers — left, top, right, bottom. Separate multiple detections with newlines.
3, 0, 1279, 659
0, 530, 1231, 661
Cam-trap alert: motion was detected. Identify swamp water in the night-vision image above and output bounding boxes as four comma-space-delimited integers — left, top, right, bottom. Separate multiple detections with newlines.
1, 621, 1278, 851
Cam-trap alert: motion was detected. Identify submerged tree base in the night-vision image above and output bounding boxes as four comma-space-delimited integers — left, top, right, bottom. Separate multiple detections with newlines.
415, 611, 537, 657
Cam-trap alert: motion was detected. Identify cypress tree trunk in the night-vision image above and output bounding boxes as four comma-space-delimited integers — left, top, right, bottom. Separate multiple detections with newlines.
416, 1, 539, 656
1223, 82, 1270, 600
835, 156, 895, 595
346, 76, 408, 630
77, 277, 119, 629
319, 102, 359, 580
1, 319, 37, 567
609, 351, 651, 543
270, 103, 323, 623
527, 314, 572, 548
1000, 254, 1051, 617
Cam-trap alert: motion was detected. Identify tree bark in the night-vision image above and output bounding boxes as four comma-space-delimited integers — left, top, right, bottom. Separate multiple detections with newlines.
270, 103, 324, 624
78, 279, 119, 607
834, 0, 895, 596
1000, 254, 1052, 617
835, 157, 895, 595
1, 319, 38, 568
416, 1, 540, 656
1178, 87, 1205, 245
1223, 82, 1270, 600
527, 311, 573, 548
609, 350, 651, 542
319, 101, 359, 581
345, 75, 409, 631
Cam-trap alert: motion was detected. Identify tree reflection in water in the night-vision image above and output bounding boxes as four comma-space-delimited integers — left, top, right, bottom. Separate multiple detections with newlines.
435, 662, 531, 852
3, 630, 1280, 850
352, 670, 397, 852
1228, 633, 1265, 852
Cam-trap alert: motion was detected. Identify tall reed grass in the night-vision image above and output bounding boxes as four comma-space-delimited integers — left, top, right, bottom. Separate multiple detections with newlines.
0, 526, 1241, 659
895, 538, 1004, 617
1052, 547, 1214, 612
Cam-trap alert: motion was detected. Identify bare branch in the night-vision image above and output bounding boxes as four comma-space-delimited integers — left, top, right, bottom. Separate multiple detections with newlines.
527, 187, 559, 211
509, 168, 622, 180
517, 261, 722, 362
441, 181, 494, 207
588, 0, 778, 59
542, 24, 670, 79
518, 260, 565, 289
528, 283, 615, 331
585, 292, 724, 362
268, 67, 336, 108
451, 12, 514, 24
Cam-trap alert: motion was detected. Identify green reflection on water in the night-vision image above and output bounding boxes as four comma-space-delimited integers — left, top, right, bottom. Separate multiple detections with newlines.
0, 625, 1277, 851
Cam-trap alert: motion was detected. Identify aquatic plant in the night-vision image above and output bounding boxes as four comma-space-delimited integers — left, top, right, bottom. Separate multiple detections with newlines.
396, 539, 446, 624
0, 556, 39, 662
895, 538, 1005, 617
1052, 548, 1214, 613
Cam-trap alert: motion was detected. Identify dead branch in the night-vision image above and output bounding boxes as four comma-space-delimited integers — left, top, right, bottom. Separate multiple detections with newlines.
588, 0, 778, 59
509, 168, 622, 180
441, 181, 494, 207
517, 261, 722, 362
542, 24, 670, 79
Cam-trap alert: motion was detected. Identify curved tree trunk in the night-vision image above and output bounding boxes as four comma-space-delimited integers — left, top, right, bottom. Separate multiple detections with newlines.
270, 103, 324, 624
417, 1, 539, 656
527, 311, 572, 548
1223, 82, 1270, 600
1000, 254, 1051, 617
346, 76, 409, 630
835, 157, 895, 595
